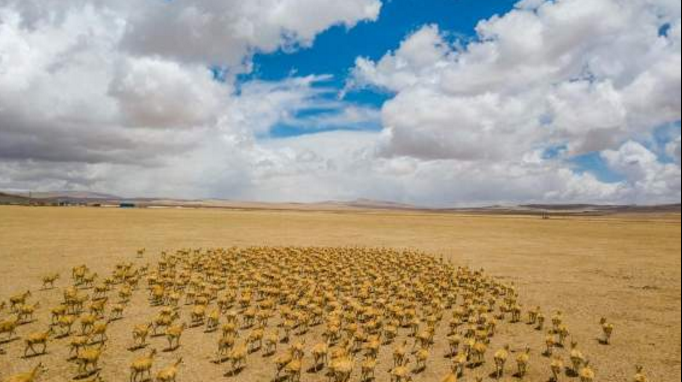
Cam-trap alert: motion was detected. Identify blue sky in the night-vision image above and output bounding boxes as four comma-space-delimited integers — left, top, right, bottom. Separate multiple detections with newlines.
247, 0, 519, 85
246, 0, 520, 136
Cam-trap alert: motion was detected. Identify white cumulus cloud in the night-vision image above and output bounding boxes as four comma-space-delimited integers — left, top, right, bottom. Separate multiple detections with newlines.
0, 0, 680, 206
348, 0, 681, 204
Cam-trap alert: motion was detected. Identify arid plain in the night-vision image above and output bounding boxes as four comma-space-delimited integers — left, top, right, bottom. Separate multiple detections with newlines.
0, 205, 679, 382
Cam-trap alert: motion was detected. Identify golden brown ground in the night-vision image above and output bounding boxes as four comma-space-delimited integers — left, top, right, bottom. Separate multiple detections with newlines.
0, 206, 679, 381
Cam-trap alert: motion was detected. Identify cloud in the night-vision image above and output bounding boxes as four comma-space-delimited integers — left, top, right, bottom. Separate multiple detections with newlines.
108, 57, 229, 128
349, 25, 450, 92
0, 1, 380, 181
667, 136, 682, 163
352, 0, 681, 154
120, 0, 381, 69
227, 134, 627, 206
0, 0, 680, 206
602, 141, 681, 202
347, 0, 681, 204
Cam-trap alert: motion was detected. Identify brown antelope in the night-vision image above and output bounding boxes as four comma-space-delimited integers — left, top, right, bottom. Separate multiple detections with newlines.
41, 273, 60, 289
165, 322, 187, 351
130, 348, 157, 382
3, 362, 47, 382
76, 345, 106, 378
156, 358, 183, 382
23, 327, 53, 357
132, 323, 153, 348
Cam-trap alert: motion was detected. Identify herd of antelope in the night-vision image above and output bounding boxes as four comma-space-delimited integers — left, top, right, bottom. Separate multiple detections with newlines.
0, 247, 648, 382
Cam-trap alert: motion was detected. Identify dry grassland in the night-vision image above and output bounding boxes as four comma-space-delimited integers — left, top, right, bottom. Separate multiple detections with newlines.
0, 206, 679, 381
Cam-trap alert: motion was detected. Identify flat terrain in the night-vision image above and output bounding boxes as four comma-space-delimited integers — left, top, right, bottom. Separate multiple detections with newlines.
0, 206, 680, 381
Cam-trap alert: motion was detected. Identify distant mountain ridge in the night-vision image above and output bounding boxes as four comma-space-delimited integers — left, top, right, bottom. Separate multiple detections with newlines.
1, 190, 680, 215
326, 198, 418, 210
520, 203, 682, 213
25, 191, 123, 200
0, 192, 31, 204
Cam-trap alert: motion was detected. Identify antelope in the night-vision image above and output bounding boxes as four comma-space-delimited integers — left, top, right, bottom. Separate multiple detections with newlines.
544, 330, 556, 356
3, 362, 47, 382
493, 344, 510, 378
9, 291, 31, 312
264, 329, 280, 355
452, 353, 467, 378
471, 341, 487, 366
91, 321, 110, 344
361, 354, 378, 382
284, 355, 304, 382
415, 346, 430, 372
42, 273, 60, 289
190, 305, 206, 326
570, 341, 586, 373
83, 272, 98, 288
50, 305, 68, 325
130, 348, 158, 382
246, 325, 265, 352
156, 358, 183, 382
76, 345, 106, 378
551, 356, 564, 382
17, 302, 40, 323
152, 310, 179, 335
393, 340, 409, 367
579, 361, 595, 382
600, 317, 614, 344
80, 313, 98, 335
311, 341, 329, 370
56, 314, 77, 337
205, 309, 220, 332
516, 347, 531, 378
227, 342, 248, 375
448, 334, 462, 356
274, 348, 295, 380
109, 303, 126, 320
0, 315, 20, 341
23, 328, 53, 357
390, 358, 412, 382
68, 335, 91, 358
133, 323, 153, 348
216, 334, 236, 363
89, 298, 108, 318
166, 322, 187, 351
329, 356, 354, 382
633, 365, 648, 382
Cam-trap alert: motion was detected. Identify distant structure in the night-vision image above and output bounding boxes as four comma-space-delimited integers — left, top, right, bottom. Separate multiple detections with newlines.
542, 212, 551, 220
119, 202, 136, 208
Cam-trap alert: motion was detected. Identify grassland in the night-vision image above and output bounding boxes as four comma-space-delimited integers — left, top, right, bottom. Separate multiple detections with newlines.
0, 205, 679, 381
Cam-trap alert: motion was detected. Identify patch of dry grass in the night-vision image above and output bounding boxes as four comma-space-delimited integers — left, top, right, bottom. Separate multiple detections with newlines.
0, 206, 679, 381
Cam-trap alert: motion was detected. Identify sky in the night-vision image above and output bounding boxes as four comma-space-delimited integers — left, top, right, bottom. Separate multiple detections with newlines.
0, 0, 680, 207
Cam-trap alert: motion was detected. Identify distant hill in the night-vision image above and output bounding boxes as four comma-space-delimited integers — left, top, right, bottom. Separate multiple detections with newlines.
519, 204, 681, 214
26, 191, 122, 200
440, 203, 682, 216
1, 190, 679, 215
325, 198, 418, 210
0, 192, 31, 205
